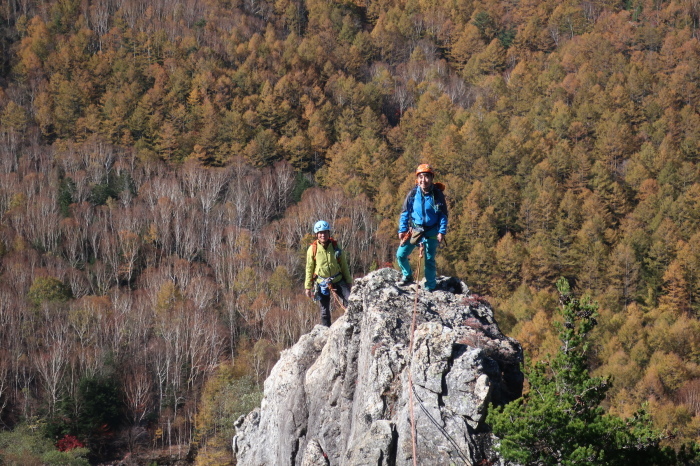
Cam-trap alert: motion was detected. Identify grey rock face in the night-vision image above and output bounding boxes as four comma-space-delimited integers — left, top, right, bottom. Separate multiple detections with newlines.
234, 268, 523, 465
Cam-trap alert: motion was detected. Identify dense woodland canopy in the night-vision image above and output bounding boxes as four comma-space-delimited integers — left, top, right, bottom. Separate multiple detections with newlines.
1, 0, 700, 462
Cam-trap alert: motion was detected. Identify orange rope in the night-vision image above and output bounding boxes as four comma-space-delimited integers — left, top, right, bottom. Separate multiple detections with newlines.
406, 242, 472, 466
408, 251, 422, 466
330, 283, 347, 312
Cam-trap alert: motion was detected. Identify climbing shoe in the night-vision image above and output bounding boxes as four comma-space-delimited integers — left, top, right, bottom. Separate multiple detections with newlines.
398, 276, 414, 286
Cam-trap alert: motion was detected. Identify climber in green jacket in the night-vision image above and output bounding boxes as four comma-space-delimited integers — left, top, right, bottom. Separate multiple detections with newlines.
304, 220, 353, 327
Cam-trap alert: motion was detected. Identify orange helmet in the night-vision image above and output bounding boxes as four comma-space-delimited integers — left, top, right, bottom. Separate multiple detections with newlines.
415, 164, 434, 176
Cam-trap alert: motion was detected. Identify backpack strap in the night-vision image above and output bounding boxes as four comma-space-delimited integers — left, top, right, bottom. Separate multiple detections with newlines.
332, 239, 341, 262
405, 186, 418, 213
433, 186, 447, 215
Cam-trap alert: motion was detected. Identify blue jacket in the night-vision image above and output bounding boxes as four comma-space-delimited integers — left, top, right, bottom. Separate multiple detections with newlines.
398, 186, 448, 235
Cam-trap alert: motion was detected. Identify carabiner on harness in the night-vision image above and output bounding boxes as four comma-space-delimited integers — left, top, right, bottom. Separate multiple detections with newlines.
314, 275, 338, 301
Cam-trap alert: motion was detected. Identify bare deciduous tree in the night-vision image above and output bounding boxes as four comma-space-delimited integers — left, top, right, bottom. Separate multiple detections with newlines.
0, 350, 10, 422
678, 379, 700, 416
119, 230, 142, 284
122, 358, 155, 425
33, 315, 72, 416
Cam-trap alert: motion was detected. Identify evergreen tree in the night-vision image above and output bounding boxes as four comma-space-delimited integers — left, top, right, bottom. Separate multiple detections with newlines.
487, 278, 677, 465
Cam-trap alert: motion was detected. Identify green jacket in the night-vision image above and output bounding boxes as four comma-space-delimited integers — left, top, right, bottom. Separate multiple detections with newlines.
305, 241, 352, 290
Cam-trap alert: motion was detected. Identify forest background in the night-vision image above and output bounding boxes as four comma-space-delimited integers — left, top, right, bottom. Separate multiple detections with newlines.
1, 0, 700, 463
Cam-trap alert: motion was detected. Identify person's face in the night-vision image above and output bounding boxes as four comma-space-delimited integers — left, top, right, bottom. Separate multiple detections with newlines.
417, 172, 433, 191
316, 230, 330, 244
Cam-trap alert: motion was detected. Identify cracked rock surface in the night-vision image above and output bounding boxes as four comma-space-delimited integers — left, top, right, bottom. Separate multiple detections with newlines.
233, 268, 523, 465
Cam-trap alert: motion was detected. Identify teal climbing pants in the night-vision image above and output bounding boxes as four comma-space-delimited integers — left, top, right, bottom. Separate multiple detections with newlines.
396, 236, 439, 290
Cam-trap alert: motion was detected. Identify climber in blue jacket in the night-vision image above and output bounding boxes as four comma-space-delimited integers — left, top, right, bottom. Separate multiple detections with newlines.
396, 164, 448, 291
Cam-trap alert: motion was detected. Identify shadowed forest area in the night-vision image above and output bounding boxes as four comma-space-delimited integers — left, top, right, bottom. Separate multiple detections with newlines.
1, 0, 700, 462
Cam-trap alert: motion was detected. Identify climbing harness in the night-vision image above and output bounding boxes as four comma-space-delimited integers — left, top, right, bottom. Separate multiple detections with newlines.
314, 275, 339, 300
313, 275, 348, 312
406, 246, 471, 466
312, 275, 348, 317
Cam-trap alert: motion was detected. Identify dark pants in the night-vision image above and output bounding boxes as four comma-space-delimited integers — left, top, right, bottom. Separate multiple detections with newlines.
317, 280, 351, 327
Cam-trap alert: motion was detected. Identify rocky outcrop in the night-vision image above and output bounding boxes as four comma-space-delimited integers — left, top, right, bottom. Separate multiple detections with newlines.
234, 268, 523, 465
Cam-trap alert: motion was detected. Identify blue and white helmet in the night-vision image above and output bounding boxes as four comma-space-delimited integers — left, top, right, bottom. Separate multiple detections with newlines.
313, 220, 331, 233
